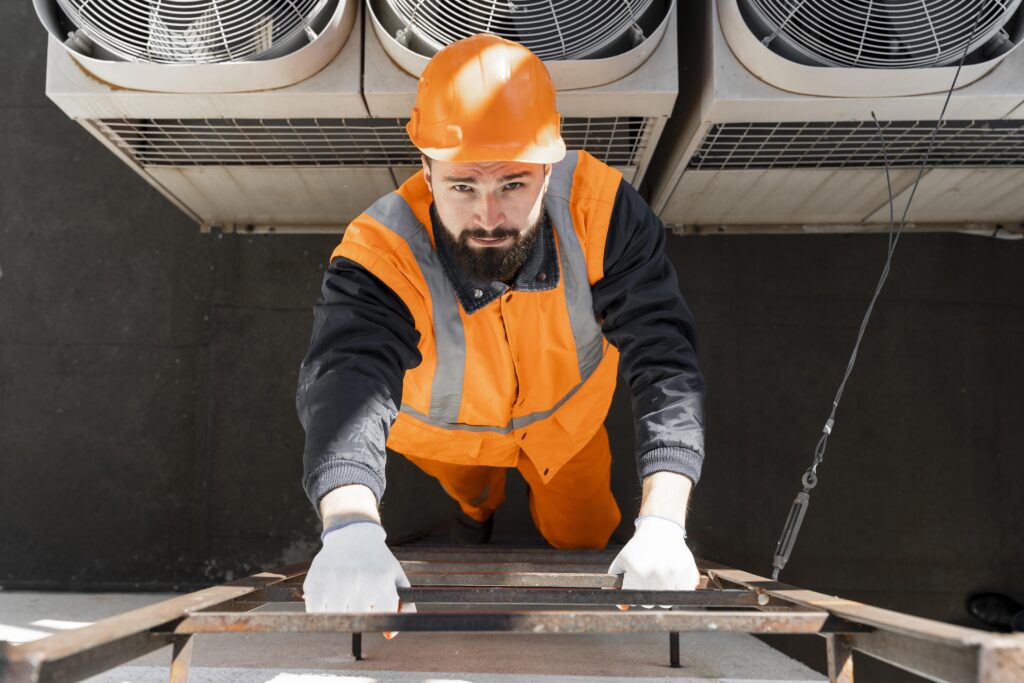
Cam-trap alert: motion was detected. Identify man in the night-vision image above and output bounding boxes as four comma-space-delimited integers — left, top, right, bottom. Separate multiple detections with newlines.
297, 33, 706, 614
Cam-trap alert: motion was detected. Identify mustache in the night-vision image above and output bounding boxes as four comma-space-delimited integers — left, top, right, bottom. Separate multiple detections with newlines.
461, 227, 521, 242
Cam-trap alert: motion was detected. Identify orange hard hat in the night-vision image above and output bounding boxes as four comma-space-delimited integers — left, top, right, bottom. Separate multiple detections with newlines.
407, 34, 566, 164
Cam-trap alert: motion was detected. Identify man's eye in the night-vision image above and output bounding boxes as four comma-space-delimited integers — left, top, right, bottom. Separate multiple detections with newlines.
504, 182, 524, 191
452, 185, 473, 193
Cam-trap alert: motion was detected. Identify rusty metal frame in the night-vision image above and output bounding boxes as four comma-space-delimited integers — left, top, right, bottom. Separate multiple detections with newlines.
2, 549, 1023, 683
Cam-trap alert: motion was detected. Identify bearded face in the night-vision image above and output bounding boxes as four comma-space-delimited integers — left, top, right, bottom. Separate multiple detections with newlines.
434, 210, 543, 283
423, 156, 550, 284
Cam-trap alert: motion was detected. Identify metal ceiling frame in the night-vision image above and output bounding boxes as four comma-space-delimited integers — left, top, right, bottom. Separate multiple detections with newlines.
2, 547, 1023, 683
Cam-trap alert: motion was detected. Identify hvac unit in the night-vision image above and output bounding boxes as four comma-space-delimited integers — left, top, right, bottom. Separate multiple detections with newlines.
36, 0, 677, 233
648, 0, 1024, 234
36, 0, 403, 233
362, 0, 680, 187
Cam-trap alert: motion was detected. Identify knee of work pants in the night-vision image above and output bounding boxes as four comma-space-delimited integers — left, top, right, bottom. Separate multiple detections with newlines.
517, 425, 621, 550
400, 453, 507, 524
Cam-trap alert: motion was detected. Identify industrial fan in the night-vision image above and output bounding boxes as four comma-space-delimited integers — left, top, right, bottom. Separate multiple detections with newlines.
33, 0, 353, 92
367, 0, 676, 89
740, 0, 1024, 68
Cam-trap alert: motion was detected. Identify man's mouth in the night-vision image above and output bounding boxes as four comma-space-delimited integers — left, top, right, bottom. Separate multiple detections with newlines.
470, 235, 514, 247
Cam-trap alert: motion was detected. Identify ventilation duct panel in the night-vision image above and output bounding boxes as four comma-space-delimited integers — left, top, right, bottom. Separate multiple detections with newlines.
645, 0, 1024, 233
367, 0, 675, 90
33, 0, 354, 93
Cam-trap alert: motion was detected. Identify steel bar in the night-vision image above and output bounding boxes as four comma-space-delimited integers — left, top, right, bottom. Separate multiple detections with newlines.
168, 636, 194, 683
392, 547, 621, 563
397, 560, 623, 573
978, 643, 1024, 683
167, 610, 833, 635
231, 586, 763, 607
826, 634, 854, 683
402, 571, 625, 588
0, 564, 305, 683
283, 569, 712, 589
669, 632, 680, 668
706, 564, 1024, 683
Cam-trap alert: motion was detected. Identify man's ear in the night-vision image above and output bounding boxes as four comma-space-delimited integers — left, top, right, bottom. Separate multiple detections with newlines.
421, 154, 432, 193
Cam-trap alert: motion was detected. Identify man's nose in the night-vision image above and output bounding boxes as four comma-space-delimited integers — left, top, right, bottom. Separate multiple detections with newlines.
475, 194, 504, 230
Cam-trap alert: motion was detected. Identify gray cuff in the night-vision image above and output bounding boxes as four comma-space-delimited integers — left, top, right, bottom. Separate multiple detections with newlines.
303, 460, 385, 517
637, 446, 703, 486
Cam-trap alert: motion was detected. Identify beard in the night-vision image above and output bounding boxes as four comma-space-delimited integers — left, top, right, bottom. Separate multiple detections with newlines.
435, 209, 543, 283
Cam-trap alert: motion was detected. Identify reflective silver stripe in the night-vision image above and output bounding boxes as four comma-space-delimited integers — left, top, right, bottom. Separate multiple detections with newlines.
366, 193, 465, 424
401, 378, 583, 433
509, 380, 584, 431
544, 151, 605, 382
401, 402, 511, 434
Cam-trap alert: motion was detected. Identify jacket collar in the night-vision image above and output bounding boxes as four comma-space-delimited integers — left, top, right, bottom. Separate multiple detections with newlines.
430, 203, 560, 314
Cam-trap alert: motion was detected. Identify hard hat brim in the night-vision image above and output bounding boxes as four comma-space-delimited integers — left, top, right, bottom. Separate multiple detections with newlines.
418, 140, 567, 165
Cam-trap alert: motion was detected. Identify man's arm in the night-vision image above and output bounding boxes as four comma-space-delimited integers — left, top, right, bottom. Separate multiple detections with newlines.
320, 484, 381, 529
298, 256, 421, 617
638, 471, 692, 526
591, 179, 706, 505
297, 256, 421, 517
594, 179, 704, 592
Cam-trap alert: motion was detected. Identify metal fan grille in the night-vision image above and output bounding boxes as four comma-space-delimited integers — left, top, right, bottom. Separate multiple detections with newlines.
385, 0, 655, 60
94, 117, 656, 167
745, 0, 1022, 68
55, 0, 327, 63
688, 120, 1024, 169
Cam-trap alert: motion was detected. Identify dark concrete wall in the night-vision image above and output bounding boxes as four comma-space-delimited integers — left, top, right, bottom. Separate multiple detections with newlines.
2, 3, 1022, 679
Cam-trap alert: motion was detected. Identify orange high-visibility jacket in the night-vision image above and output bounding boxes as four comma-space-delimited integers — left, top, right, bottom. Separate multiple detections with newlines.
298, 150, 706, 510
333, 151, 620, 486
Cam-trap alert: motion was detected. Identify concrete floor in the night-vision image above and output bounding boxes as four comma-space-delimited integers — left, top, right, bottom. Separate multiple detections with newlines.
0, 592, 824, 682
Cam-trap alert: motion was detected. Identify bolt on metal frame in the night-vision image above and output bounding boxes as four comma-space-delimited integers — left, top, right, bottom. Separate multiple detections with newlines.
2, 547, 1023, 683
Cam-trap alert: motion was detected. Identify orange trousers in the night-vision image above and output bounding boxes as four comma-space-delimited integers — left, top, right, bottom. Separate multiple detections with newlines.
402, 426, 621, 549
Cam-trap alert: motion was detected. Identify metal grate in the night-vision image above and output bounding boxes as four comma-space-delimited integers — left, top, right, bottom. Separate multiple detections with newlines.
56, 0, 330, 63
688, 120, 1024, 170
95, 117, 655, 168
740, 0, 1022, 68
382, 0, 658, 60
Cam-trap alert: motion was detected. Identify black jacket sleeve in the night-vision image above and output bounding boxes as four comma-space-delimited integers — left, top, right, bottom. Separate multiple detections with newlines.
591, 180, 707, 485
296, 256, 421, 513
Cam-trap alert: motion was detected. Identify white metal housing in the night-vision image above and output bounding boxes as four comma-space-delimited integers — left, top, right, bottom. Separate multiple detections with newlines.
647, 0, 1024, 234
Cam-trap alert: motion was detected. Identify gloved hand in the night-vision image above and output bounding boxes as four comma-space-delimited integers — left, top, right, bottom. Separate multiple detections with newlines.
607, 515, 699, 608
304, 521, 416, 635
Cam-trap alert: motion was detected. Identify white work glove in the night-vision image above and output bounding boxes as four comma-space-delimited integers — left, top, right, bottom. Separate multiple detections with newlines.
304, 521, 416, 635
607, 515, 699, 608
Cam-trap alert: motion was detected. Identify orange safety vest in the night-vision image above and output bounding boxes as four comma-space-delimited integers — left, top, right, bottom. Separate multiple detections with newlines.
333, 151, 622, 486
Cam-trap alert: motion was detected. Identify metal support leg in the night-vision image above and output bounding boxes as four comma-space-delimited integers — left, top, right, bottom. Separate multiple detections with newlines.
169, 635, 195, 683
352, 632, 362, 661
826, 634, 854, 683
669, 632, 680, 668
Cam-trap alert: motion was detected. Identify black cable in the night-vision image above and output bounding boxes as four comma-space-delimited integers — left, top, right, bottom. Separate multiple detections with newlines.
770, 1, 989, 582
